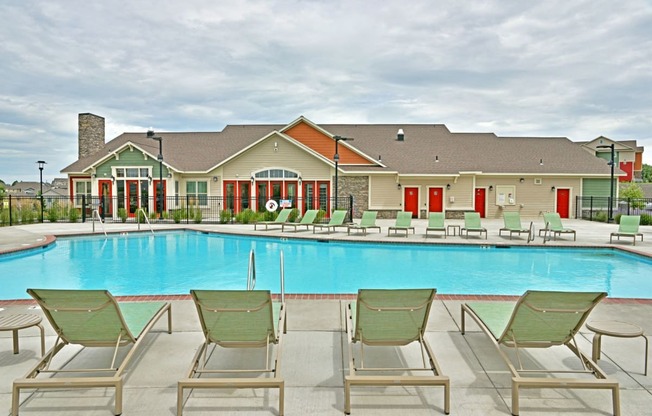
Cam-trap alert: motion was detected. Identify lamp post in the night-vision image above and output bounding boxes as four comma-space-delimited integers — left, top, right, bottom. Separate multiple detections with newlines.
597, 144, 615, 223
147, 129, 163, 219
333, 135, 353, 210
37, 160, 46, 223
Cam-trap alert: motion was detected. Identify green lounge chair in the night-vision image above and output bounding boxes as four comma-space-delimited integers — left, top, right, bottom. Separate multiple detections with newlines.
387, 211, 415, 237
313, 209, 349, 234
254, 208, 292, 230
178, 289, 286, 416
347, 211, 381, 235
425, 212, 446, 238
610, 215, 643, 245
461, 212, 487, 239
345, 289, 450, 415
499, 211, 530, 240
539, 212, 576, 241
461, 290, 619, 416
13, 289, 172, 416
282, 209, 318, 232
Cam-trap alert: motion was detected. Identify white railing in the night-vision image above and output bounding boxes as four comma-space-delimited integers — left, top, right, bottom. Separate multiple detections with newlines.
91, 209, 107, 237
136, 208, 154, 234
247, 248, 285, 302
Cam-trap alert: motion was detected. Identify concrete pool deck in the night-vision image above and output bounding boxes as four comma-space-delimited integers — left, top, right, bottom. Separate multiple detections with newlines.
1, 219, 651, 415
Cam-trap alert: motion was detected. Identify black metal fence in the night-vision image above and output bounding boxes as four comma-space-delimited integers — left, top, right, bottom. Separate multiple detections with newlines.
576, 196, 652, 222
0, 194, 354, 226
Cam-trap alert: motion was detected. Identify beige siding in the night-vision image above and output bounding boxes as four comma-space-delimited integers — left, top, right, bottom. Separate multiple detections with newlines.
446, 176, 474, 210
369, 175, 401, 209
476, 176, 580, 219
224, 136, 330, 180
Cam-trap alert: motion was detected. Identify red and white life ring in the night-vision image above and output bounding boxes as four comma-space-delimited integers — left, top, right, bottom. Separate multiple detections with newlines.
265, 200, 279, 212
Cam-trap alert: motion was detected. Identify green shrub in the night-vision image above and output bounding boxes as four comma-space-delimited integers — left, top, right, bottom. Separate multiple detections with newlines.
236, 209, 257, 224
288, 208, 300, 222
20, 208, 35, 224
262, 210, 276, 221
316, 209, 327, 223
0, 209, 9, 226
47, 202, 61, 223
118, 208, 128, 223
137, 209, 148, 223
69, 207, 79, 223
640, 214, 652, 226
219, 209, 232, 224
173, 209, 183, 224
149, 211, 158, 220
193, 209, 203, 224
614, 213, 622, 224
593, 211, 608, 223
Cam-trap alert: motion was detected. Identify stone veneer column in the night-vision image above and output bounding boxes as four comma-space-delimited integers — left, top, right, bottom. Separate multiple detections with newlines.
78, 113, 105, 158
338, 176, 369, 218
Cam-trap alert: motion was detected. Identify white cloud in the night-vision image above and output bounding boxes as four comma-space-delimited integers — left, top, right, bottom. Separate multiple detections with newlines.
1, 0, 651, 183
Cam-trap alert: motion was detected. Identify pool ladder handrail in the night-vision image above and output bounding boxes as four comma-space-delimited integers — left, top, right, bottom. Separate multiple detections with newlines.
247, 249, 285, 303
136, 208, 154, 234
527, 221, 535, 244
91, 209, 107, 237
542, 220, 552, 244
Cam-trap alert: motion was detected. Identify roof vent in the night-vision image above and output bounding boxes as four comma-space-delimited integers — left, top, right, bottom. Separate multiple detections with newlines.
397, 128, 404, 141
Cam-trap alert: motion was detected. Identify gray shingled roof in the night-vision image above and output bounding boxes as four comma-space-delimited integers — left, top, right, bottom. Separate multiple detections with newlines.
62, 123, 613, 176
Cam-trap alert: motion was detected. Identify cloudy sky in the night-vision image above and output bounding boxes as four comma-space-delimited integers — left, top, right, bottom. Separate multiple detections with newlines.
1, 0, 651, 183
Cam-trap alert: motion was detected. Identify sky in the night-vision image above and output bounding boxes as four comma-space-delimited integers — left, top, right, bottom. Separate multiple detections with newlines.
1, 0, 651, 184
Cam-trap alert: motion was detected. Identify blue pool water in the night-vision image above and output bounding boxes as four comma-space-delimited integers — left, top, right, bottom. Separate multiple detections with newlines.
1, 231, 651, 299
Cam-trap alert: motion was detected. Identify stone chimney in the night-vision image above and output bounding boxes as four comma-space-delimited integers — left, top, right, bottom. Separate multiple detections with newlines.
78, 113, 105, 158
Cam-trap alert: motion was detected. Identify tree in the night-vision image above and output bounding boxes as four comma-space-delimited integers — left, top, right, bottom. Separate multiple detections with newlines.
642, 164, 652, 183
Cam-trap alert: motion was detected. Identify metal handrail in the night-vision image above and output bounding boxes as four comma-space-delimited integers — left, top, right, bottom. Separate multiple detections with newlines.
527, 221, 535, 244
247, 249, 256, 291
91, 209, 107, 237
136, 208, 154, 234
247, 248, 285, 303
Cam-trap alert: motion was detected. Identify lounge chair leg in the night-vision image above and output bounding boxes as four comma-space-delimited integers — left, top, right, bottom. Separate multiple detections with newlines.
511, 378, 520, 416
114, 379, 123, 415
177, 384, 184, 416
11, 384, 19, 416
613, 385, 621, 416
279, 380, 285, 416
344, 379, 351, 414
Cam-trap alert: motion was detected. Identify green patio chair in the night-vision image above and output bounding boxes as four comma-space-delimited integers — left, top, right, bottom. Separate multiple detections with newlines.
345, 289, 450, 415
178, 289, 287, 416
347, 211, 381, 235
539, 212, 576, 241
313, 209, 349, 234
499, 211, 530, 240
425, 212, 447, 238
610, 215, 643, 245
13, 289, 172, 416
282, 209, 318, 232
461, 290, 619, 416
254, 208, 292, 230
387, 211, 415, 237
461, 212, 487, 239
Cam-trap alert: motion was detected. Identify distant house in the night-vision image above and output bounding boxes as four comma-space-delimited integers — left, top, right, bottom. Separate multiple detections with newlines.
62, 113, 639, 220
579, 136, 645, 182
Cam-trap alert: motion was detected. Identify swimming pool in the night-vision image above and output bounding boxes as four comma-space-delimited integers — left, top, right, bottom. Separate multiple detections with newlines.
1, 231, 651, 299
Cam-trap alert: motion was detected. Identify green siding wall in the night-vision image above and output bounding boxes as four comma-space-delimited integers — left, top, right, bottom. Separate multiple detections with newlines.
582, 178, 615, 197
95, 149, 168, 177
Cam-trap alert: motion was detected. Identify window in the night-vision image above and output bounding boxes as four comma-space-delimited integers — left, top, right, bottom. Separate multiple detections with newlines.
186, 181, 208, 206
74, 180, 92, 208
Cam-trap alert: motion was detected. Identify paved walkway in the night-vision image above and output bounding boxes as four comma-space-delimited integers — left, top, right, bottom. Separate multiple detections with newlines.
1, 219, 651, 415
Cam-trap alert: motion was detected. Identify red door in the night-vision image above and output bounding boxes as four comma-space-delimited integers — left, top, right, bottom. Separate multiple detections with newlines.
428, 187, 444, 212
474, 188, 486, 218
126, 180, 139, 217
556, 188, 570, 218
404, 187, 419, 218
152, 179, 166, 215
98, 180, 112, 218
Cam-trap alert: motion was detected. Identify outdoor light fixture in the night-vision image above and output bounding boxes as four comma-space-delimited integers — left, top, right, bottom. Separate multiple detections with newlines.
147, 175, 152, 183
333, 135, 354, 209
168, 172, 173, 178
298, 176, 302, 185
435, 155, 439, 163
596, 143, 616, 222
446, 184, 451, 190
92, 173, 97, 178
147, 129, 164, 219
37, 160, 46, 223
212, 176, 218, 182
551, 186, 556, 191
519, 178, 524, 183
539, 158, 544, 165
489, 185, 493, 191
111, 175, 116, 183
397, 183, 402, 190
251, 175, 255, 184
